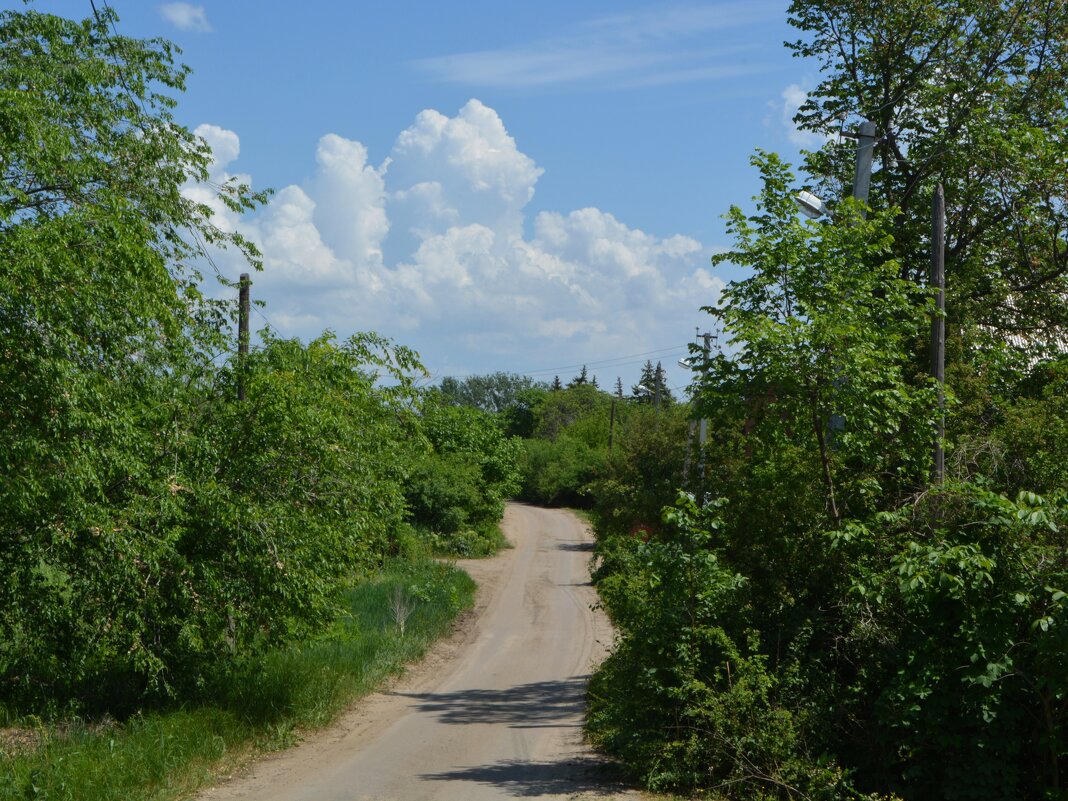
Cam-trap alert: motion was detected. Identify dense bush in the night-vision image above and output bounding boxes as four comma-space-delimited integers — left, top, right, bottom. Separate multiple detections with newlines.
0, 331, 423, 709
404, 400, 520, 556
590, 494, 862, 799
516, 436, 604, 507
511, 383, 691, 513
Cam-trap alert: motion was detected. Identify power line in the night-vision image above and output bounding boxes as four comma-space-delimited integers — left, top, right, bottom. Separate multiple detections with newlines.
501, 345, 690, 379
89, 1, 150, 123
252, 304, 277, 334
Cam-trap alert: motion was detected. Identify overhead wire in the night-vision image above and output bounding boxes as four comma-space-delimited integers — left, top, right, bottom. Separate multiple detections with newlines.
439, 344, 692, 381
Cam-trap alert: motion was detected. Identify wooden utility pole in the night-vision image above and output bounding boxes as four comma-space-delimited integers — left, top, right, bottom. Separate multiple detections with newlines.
930, 186, 945, 484
237, 272, 250, 402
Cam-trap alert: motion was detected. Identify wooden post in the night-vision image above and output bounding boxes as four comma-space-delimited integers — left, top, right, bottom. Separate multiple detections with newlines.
238, 272, 250, 402
930, 185, 945, 484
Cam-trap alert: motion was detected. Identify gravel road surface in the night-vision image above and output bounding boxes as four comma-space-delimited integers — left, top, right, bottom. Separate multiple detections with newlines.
197, 503, 638, 801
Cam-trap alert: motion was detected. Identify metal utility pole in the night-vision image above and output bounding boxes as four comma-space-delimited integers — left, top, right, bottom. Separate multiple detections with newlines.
847, 120, 877, 210
237, 272, 250, 402
930, 185, 945, 484
698, 332, 712, 449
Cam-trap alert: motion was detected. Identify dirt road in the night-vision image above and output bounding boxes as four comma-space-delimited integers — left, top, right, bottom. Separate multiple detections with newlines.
198, 503, 637, 801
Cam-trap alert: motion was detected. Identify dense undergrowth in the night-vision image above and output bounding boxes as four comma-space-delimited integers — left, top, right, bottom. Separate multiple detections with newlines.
0, 558, 475, 801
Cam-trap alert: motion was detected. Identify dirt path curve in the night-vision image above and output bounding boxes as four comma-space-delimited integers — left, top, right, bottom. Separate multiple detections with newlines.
197, 503, 639, 801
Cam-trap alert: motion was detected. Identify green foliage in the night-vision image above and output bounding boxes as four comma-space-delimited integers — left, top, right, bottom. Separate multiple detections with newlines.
589, 402, 691, 534
0, 559, 475, 801
404, 399, 520, 556
517, 436, 605, 508
954, 358, 1068, 495
511, 380, 691, 514
0, 4, 266, 709
437, 372, 545, 414
0, 4, 509, 720
830, 486, 1068, 799
703, 151, 938, 524
631, 360, 674, 405
532, 382, 611, 442
0, 332, 423, 708
788, 0, 1068, 341
590, 148, 1068, 799
590, 494, 867, 799
499, 385, 548, 438
513, 383, 614, 506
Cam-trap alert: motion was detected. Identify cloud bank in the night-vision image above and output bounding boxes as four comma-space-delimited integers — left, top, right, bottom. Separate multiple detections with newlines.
192, 100, 723, 385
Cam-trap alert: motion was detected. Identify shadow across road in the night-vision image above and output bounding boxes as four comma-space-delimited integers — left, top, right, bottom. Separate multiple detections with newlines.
553, 540, 594, 553
419, 756, 630, 798
393, 677, 588, 728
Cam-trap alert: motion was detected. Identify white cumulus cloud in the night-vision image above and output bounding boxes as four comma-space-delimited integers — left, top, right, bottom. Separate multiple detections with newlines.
189, 102, 725, 387
310, 134, 389, 267
194, 123, 239, 174
385, 99, 542, 264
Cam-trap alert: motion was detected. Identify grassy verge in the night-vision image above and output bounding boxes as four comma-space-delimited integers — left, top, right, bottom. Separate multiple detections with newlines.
0, 558, 475, 801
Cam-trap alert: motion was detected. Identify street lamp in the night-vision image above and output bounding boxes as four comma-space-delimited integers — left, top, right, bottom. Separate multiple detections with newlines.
795, 190, 832, 219
634, 383, 660, 410
793, 119, 878, 219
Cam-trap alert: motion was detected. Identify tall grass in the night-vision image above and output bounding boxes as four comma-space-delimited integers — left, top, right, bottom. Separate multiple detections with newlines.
0, 559, 475, 801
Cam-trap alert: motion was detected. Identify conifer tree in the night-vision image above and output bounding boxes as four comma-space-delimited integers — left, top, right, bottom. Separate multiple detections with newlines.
632, 360, 657, 401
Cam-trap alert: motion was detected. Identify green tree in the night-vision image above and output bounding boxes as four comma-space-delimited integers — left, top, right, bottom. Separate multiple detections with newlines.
406, 399, 521, 554
568, 365, 590, 387
789, 0, 1068, 352
703, 151, 937, 522
437, 372, 544, 413
632, 360, 674, 405
0, 5, 267, 704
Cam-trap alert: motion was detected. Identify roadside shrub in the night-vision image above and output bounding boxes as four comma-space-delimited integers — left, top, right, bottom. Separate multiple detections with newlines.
516, 436, 605, 507
0, 333, 421, 710
589, 493, 863, 799
404, 400, 519, 556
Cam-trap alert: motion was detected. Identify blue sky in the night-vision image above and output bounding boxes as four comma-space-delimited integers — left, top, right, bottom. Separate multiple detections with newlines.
24, 1, 823, 392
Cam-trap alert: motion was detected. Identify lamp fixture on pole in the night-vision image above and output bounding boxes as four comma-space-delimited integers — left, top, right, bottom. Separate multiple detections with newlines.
793, 119, 878, 219
795, 190, 832, 219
